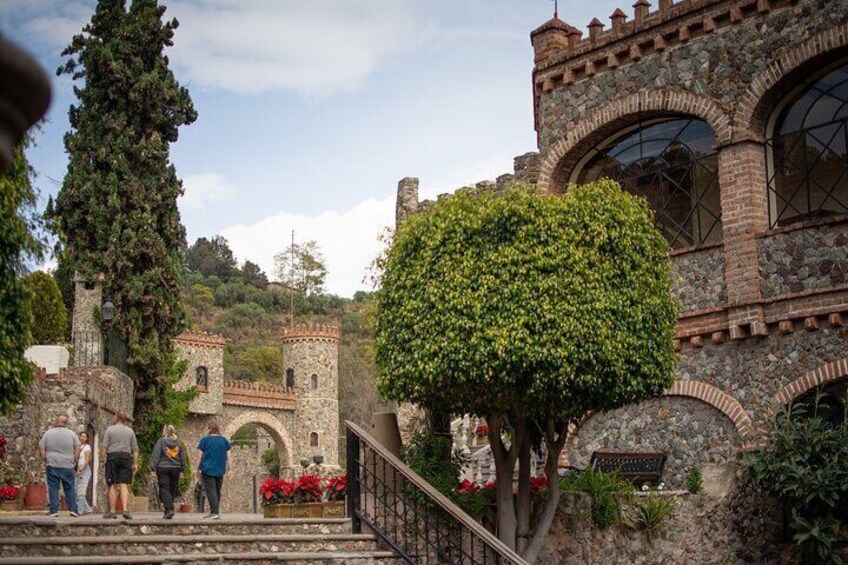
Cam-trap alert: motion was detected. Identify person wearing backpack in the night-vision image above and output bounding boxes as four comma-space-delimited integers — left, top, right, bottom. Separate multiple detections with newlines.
149, 424, 187, 519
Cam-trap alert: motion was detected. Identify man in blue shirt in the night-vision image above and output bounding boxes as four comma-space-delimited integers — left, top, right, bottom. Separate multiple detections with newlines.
196, 421, 232, 519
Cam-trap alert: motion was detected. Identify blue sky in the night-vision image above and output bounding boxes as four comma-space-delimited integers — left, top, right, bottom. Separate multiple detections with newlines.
3, 0, 621, 296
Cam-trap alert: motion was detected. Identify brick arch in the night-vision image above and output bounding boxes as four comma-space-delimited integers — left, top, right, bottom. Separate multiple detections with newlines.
537, 89, 732, 193
222, 410, 293, 468
664, 381, 753, 438
771, 358, 848, 408
734, 24, 848, 139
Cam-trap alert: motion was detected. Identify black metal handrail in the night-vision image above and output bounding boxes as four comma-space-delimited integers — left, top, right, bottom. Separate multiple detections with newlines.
345, 420, 527, 565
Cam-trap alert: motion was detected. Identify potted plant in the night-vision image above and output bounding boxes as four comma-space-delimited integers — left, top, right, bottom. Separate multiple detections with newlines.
323, 475, 346, 517
474, 424, 489, 446
260, 477, 296, 518
290, 474, 323, 518
176, 450, 193, 512
0, 485, 22, 511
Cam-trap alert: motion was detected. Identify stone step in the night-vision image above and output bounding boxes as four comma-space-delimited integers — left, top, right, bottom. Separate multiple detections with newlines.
0, 550, 403, 564
0, 515, 353, 538
0, 533, 381, 558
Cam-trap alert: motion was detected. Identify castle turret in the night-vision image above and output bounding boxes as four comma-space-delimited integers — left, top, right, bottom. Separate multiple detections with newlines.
281, 324, 340, 467
72, 273, 103, 366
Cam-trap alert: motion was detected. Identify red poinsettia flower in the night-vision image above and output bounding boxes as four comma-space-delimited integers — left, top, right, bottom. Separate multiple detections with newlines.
529, 476, 550, 491
0, 485, 20, 501
474, 424, 489, 438
325, 475, 347, 501
456, 479, 480, 495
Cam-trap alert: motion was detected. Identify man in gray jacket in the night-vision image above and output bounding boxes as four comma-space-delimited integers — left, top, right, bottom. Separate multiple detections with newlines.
39, 415, 81, 517
149, 424, 188, 519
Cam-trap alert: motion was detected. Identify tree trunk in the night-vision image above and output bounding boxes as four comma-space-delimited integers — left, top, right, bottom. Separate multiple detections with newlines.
515, 416, 531, 554
523, 417, 570, 564
487, 414, 518, 551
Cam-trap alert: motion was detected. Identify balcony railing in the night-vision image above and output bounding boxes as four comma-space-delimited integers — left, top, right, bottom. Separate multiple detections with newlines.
73, 330, 128, 374
345, 420, 527, 565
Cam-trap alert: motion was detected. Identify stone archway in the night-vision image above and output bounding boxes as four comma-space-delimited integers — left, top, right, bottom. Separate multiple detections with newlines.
770, 358, 848, 410
537, 89, 732, 193
222, 410, 293, 469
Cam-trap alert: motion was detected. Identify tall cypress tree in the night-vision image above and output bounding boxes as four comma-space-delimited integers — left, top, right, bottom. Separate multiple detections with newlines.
56, 0, 197, 459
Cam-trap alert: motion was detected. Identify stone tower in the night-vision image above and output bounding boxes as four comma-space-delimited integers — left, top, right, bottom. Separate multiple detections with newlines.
71, 273, 103, 366
281, 324, 340, 467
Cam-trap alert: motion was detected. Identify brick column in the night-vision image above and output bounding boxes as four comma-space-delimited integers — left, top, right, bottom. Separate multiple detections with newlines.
718, 140, 769, 338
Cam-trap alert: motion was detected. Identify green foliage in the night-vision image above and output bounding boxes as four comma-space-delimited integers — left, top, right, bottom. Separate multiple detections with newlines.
560, 467, 633, 529
791, 514, 844, 565
746, 394, 848, 563
24, 271, 68, 345
262, 447, 281, 477
175, 445, 191, 499
0, 142, 42, 414
236, 346, 283, 381
274, 240, 327, 296
685, 467, 703, 495
375, 181, 678, 423
55, 0, 197, 482
241, 260, 268, 289
185, 236, 239, 282
624, 494, 676, 545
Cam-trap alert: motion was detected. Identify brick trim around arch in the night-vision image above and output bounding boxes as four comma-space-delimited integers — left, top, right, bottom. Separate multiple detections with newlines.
665, 380, 754, 438
733, 23, 848, 139
537, 89, 732, 193
771, 358, 848, 408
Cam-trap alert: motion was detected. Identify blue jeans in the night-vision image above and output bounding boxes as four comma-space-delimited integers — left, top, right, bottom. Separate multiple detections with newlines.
46, 466, 78, 514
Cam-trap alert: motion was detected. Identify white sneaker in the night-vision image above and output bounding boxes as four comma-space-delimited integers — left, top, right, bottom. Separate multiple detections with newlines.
47, 512, 59, 517
69, 511, 80, 517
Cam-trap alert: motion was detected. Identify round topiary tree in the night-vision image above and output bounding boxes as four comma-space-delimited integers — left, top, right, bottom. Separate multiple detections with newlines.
375, 181, 678, 562
24, 271, 68, 345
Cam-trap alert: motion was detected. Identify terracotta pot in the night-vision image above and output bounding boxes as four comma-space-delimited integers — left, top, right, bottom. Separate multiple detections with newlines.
178, 503, 193, 513
24, 484, 47, 509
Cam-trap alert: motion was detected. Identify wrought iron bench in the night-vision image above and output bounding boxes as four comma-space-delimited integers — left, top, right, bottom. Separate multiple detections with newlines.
590, 451, 666, 486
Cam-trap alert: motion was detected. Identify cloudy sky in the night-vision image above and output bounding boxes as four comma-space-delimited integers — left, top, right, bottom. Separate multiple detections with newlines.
4, 0, 621, 296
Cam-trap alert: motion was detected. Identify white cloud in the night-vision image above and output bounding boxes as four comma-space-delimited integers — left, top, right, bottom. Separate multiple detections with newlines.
167, 0, 432, 95
220, 155, 515, 297
179, 172, 236, 211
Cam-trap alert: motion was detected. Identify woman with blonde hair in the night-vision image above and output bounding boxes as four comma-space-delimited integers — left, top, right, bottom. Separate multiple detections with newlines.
149, 424, 187, 519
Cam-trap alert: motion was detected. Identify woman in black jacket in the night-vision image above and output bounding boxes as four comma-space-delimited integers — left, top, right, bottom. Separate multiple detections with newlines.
149, 424, 188, 519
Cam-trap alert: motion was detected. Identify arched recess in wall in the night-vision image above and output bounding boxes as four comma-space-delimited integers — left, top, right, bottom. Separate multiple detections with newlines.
734, 24, 848, 139
537, 89, 732, 193
222, 411, 293, 468
770, 358, 848, 410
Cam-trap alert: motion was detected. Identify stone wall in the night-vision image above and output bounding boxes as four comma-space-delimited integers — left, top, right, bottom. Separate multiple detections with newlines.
671, 245, 726, 314
535, 0, 848, 152
174, 332, 225, 415
540, 489, 790, 564
759, 221, 848, 299
567, 397, 738, 488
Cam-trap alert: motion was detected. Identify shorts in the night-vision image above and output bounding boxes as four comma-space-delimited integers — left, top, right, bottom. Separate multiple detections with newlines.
105, 452, 134, 485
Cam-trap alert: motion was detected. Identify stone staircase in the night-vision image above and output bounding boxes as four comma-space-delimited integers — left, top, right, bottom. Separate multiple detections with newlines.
0, 514, 403, 564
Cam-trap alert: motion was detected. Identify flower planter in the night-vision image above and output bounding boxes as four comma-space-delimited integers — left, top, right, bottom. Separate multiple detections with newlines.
263, 501, 346, 519
474, 436, 489, 447
0, 497, 23, 511
24, 484, 46, 509
128, 495, 149, 513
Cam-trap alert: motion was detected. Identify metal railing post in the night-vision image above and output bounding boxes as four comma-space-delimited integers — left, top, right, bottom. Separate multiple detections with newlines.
346, 425, 361, 533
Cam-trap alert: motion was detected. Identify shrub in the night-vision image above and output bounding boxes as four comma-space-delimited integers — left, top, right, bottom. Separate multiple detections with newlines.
24, 271, 67, 344
685, 467, 703, 494
625, 494, 676, 545
561, 467, 633, 529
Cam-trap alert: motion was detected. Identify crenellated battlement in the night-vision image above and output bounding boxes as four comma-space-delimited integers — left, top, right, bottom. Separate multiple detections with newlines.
532, 0, 797, 91
280, 323, 340, 344
174, 331, 226, 349
222, 378, 297, 410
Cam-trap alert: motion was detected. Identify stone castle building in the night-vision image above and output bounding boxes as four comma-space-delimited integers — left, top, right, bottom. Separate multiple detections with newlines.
398, 0, 848, 488
1, 278, 341, 513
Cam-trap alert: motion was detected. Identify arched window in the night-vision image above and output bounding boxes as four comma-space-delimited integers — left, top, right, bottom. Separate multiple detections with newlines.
767, 61, 848, 227
195, 366, 208, 389
309, 432, 319, 448
285, 368, 295, 389
311, 373, 318, 390
575, 118, 721, 249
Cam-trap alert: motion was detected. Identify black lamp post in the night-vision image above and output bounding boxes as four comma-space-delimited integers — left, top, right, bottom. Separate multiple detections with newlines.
101, 298, 116, 322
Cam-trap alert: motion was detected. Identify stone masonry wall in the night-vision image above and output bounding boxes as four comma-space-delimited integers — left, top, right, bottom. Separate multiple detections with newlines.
759, 221, 848, 299
540, 490, 789, 564
175, 337, 224, 415
671, 245, 726, 314
284, 340, 340, 467
535, 0, 848, 152
568, 397, 738, 488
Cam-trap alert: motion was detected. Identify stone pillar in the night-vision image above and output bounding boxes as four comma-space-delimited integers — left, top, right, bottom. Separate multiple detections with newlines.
72, 273, 103, 366
718, 140, 770, 337
396, 177, 419, 229
513, 152, 541, 185
282, 324, 340, 467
